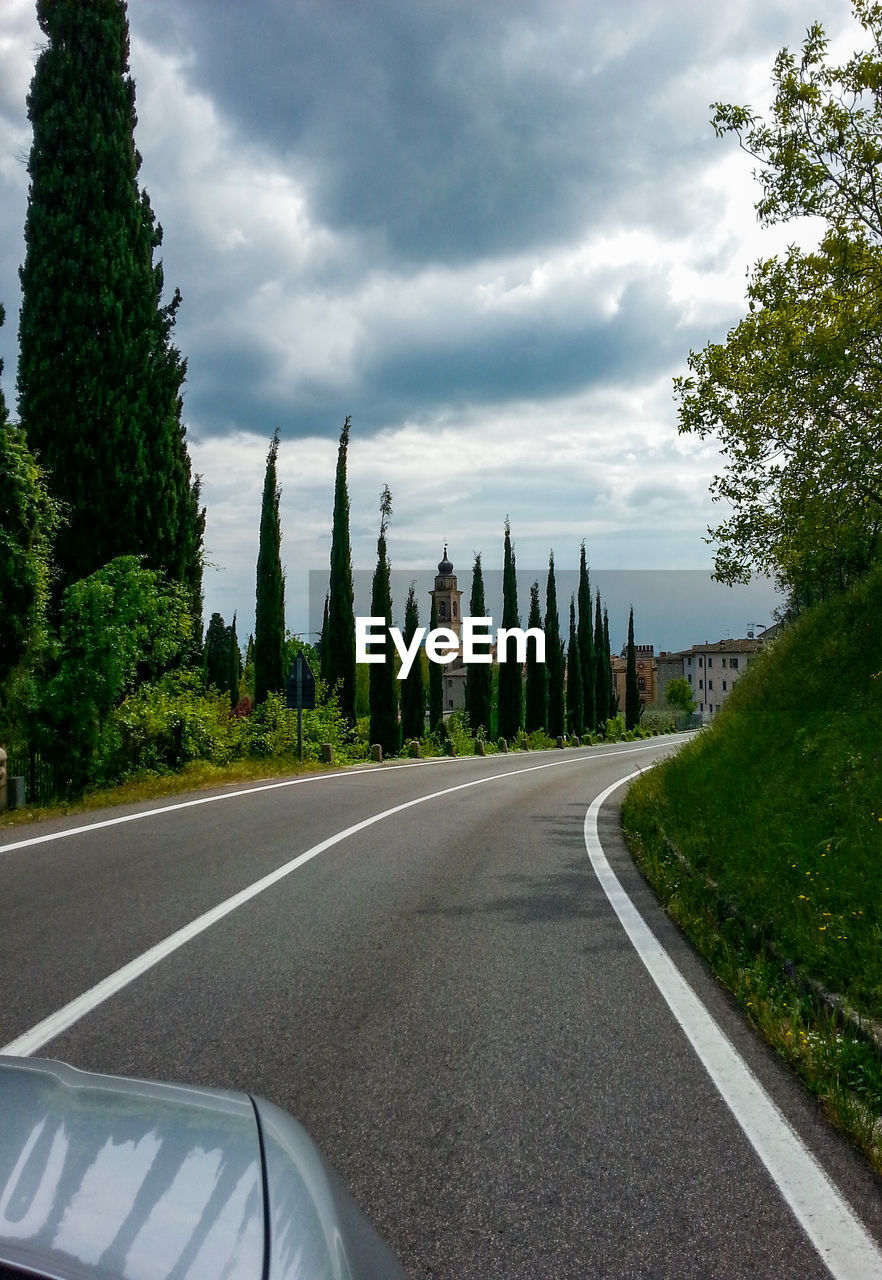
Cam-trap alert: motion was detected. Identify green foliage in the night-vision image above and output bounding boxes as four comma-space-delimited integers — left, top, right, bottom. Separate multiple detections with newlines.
465, 553, 493, 735
638, 705, 676, 733
524, 580, 547, 733
678, 6, 882, 600
545, 552, 565, 738
625, 606, 641, 731
665, 676, 697, 714
567, 595, 584, 737
36, 556, 194, 787
0, 303, 58, 726
603, 608, 616, 719
368, 486, 399, 756
578, 542, 595, 736
592, 591, 608, 734
227, 613, 241, 711
428, 592, 443, 732
445, 709, 475, 756
324, 417, 357, 724
400, 582, 427, 739
203, 612, 228, 691
17, 0, 203, 602
254, 430, 286, 705
497, 519, 523, 740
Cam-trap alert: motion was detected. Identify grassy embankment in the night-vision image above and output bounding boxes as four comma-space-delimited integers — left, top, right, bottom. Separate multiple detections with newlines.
622, 565, 882, 1168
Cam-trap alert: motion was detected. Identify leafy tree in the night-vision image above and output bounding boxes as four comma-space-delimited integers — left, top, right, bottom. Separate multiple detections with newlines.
37, 556, 193, 786
666, 676, 697, 715
428, 592, 443, 732
243, 633, 255, 697
593, 591, 606, 733
0, 301, 57, 728
324, 417, 356, 724
677, 5, 882, 600
228, 613, 241, 711
578, 542, 595, 737
17, 0, 203, 607
254, 430, 286, 705
567, 596, 584, 737
604, 608, 617, 719
369, 486, 398, 755
465, 553, 493, 736
400, 583, 426, 739
497, 518, 523, 740
524, 581, 547, 733
203, 612, 229, 692
545, 552, 565, 738
625, 606, 641, 730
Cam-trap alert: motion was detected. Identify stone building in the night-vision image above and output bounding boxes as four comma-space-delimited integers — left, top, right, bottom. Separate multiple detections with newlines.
610, 643, 657, 713
429, 546, 467, 715
682, 637, 763, 722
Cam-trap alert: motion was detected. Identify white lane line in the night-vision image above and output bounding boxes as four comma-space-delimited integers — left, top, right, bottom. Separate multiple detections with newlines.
2, 741, 672, 1058
584, 773, 882, 1280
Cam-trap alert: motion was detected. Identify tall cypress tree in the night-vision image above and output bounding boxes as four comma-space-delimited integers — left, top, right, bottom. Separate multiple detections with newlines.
428, 593, 443, 732
567, 596, 584, 737
228, 613, 241, 711
578, 543, 595, 736
465, 553, 493, 736
17, 0, 203, 606
325, 417, 356, 724
400, 583, 426, 740
254, 430, 286, 706
369, 487, 398, 755
593, 590, 606, 734
625, 606, 641, 730
545, 552, 565, 738
604, 607, 617, 719
497, 518, 523, 740
524, 580, 547, 733
203, 611, 228, 691
0, 301, 57, 718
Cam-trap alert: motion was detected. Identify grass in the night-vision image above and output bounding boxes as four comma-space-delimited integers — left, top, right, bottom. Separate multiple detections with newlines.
622, 564, 882, 1168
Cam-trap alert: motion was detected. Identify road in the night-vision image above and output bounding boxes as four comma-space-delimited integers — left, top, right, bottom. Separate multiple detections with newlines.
2, 739, 881, 1278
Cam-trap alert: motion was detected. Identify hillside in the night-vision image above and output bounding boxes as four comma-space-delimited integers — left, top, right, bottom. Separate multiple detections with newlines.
622, 564, 882, 1164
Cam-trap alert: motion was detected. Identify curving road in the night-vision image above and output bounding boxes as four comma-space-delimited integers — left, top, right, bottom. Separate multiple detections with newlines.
2, 739, 881, 1278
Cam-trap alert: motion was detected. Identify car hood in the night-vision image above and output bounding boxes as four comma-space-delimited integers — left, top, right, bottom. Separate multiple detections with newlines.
0, 1056, 406, 1280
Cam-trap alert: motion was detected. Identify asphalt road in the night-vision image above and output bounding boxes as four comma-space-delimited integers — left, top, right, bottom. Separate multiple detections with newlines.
2, 739, 882, 1278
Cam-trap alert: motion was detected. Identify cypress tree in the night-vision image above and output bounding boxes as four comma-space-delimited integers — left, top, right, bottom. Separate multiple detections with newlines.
428, 593, 443, 732
325, 417, 356, 724
228, 613, 241, 711
465, 553, 493, 736
17, 0, 203, 605
545, 552, 565, 738
497, 518, 523, 740
319, 592, 330, 685
400, 583, 426, 739
578, 543, 595, 736
524, 580, 547, 733
567, 596, 584, 737
625, 606, 641, 730
254, 430, 286, 706
593, 590, 606, 734
604, 607, 617, 719
369, 487, 399, 755
203, 612, 228, 691
0, 301, 57, 718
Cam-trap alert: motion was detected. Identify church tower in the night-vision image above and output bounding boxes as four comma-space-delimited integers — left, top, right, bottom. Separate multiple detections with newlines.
429, 545, 463, 645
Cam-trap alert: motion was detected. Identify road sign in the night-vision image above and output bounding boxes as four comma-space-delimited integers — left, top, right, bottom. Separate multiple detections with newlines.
286, 652, 316, 711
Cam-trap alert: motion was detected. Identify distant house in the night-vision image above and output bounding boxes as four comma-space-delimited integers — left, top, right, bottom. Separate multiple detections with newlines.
682, 637, 763, 722
610, 643, 657, 713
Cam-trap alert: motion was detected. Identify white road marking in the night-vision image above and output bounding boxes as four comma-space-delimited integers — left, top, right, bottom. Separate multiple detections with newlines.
584, 772, 882, 1280
1, 742, 671, 1057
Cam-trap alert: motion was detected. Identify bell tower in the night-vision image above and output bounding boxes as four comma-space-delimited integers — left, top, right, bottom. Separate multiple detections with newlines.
429, 545, 463, 645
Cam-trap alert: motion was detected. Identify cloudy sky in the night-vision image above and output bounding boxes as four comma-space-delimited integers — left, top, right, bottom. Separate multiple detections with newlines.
0, 0, 860, 650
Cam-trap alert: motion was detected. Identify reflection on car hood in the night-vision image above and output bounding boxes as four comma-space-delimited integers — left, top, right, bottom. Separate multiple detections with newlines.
0, 1056, 407, 1280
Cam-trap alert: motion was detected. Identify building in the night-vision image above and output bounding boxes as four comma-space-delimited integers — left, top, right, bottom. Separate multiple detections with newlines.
610, 643, 657, 713
682, 637, 763, 721
429, 546, 467, 715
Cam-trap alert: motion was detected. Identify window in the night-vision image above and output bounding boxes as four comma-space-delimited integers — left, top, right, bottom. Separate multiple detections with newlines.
722, 680, 727, 692
708, 657, 713, 668
439, 600, 448, 620
698, 656, 703, 667
730, 657, 739, 670
638, 676, 645, 691
700, 702, 704, 713
453, 601, 458, 618
721, 657, 727, 668
708, 680, 713, 691
448, 699, 454, 709
698, 679, 703, 689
